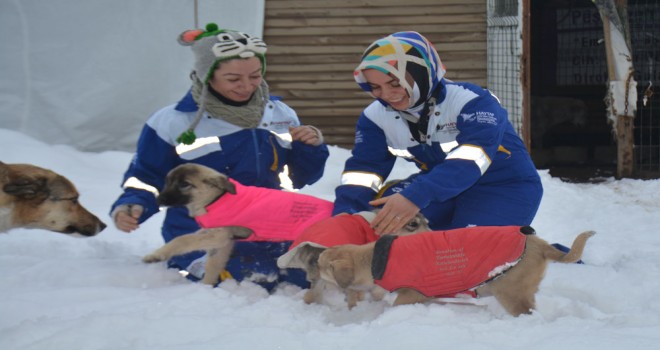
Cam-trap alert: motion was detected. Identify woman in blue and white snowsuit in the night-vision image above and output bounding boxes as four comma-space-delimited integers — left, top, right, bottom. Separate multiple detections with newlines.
334, 31, 542, 235
110, 24, 329, 290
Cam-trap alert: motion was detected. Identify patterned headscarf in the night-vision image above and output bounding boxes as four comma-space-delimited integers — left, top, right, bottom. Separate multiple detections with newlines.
354, 31, 445, 110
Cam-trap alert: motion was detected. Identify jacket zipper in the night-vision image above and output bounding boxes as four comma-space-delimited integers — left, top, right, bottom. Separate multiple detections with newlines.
251, 129, 261, 180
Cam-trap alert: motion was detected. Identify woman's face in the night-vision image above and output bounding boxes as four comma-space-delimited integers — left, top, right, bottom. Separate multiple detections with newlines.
209, 57, 263, 102
362, 69, 410, 110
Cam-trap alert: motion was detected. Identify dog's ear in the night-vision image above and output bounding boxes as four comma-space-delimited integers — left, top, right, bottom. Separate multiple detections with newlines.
47, 175, 78, 200
204, 175, 236, 195
330, 259, 355, 289
297, 246, 326, 274
3, 175, 49, 200
302, 246, 326, 266
223, 177, 236, 194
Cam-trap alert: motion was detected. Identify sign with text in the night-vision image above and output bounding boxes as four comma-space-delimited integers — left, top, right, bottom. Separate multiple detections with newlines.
556, 7, 608, 86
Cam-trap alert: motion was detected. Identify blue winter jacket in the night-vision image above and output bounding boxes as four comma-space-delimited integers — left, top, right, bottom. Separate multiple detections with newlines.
111, 91, 330, 244
333, 79, 540, 216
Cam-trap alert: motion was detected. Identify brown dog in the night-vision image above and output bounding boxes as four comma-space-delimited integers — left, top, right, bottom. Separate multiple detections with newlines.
0, 161, 106, 236
317, 227, 595, 316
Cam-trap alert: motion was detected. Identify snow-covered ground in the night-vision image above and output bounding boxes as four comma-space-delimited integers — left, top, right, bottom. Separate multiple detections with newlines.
1, 128, 659, 350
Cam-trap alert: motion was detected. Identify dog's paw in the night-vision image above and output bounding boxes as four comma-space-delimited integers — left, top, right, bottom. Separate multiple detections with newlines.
142, 253, 165, 263
226, 226, 254, 239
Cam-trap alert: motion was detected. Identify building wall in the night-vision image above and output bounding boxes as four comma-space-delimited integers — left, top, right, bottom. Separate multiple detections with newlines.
263, 0, 487, 149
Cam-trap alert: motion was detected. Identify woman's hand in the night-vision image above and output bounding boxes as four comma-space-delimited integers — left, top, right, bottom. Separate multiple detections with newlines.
369, 193, 420, 235
112, 204, 144, 233
290, 125, 323, 146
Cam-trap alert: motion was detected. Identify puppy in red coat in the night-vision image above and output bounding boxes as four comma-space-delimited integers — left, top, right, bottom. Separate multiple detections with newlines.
317, 226, 595, 316
277, 211, 429, 307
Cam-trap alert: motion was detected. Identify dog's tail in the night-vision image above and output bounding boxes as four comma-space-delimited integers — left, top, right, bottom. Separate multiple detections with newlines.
545, 231, 596, 263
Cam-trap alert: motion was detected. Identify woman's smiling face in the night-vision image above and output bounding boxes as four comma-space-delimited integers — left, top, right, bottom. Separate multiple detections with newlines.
362, 69, 411, 110
209, 57, 263, 102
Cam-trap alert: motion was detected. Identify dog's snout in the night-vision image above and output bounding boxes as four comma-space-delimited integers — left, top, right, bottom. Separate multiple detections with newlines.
156, 192, 174, 206
157, 191, 190, 207
67, 220, 105, 236
64, 216, 107, 236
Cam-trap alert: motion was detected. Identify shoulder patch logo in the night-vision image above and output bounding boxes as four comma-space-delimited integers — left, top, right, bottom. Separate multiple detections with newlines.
355, 130, 364, 144
460, 113, 476, 122
475, 111, 497, 125
460, 112, 497, 126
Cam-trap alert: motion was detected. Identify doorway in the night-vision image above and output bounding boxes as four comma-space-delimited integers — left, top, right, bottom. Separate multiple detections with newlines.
530, 0, 616, 181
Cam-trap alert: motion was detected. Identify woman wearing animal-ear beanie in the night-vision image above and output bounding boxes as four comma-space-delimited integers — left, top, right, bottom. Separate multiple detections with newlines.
110, 23, 329, 290
333, 31, 543, 235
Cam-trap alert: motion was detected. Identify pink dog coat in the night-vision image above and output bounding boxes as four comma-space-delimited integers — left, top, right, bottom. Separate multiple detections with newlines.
195, 179, 333, 242
373, 226, 528, 298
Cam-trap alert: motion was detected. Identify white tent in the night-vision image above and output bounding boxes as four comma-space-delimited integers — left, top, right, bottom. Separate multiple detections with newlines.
0, 0, 264, 152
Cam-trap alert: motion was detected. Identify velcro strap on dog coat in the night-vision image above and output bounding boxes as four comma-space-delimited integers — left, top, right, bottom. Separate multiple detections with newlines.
372, 235, 398, 280
196, 179, 333, 242
374, 226, 527, 298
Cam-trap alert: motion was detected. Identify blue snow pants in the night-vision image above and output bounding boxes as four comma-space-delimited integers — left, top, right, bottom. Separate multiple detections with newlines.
380, 173, 543, 230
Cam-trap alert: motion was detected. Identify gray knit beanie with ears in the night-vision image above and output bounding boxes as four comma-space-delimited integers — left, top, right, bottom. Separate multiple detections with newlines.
176, 23, 268, 144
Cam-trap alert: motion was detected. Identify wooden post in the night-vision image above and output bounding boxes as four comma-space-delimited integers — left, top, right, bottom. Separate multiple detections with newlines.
521, 0, 532, 152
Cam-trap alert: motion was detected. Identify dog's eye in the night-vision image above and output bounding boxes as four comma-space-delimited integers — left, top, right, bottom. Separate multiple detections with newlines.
405, 220, 419, 231
178, 181, 192, 190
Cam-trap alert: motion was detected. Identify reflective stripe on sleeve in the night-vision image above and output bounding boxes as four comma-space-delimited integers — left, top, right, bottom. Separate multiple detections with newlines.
175, 137, 221, 156
445, 144, 491, 175
340, 172, 383, 192
387, 146, 414, 159
440, 141, 459, 153
388, 146, 428, 171
122, 176, 160, 197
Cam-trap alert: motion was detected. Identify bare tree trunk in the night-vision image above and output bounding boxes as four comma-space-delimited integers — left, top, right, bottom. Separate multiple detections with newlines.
593, 0, 637, 178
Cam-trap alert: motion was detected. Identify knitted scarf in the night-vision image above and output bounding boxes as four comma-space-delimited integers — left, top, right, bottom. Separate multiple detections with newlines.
190, 77, 269, 128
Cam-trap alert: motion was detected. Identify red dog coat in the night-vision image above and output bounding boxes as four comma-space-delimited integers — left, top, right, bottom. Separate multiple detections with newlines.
195, 179, 334, 242
277, 213, 380, 269
372, 226, 528, 298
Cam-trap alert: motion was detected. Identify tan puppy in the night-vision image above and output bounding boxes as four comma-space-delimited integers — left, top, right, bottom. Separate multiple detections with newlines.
141, 164, 247, 285
277, 211, 430, 308
317, 228, 595, 316
0, 161, 106, 236
142, 163, 332, 286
